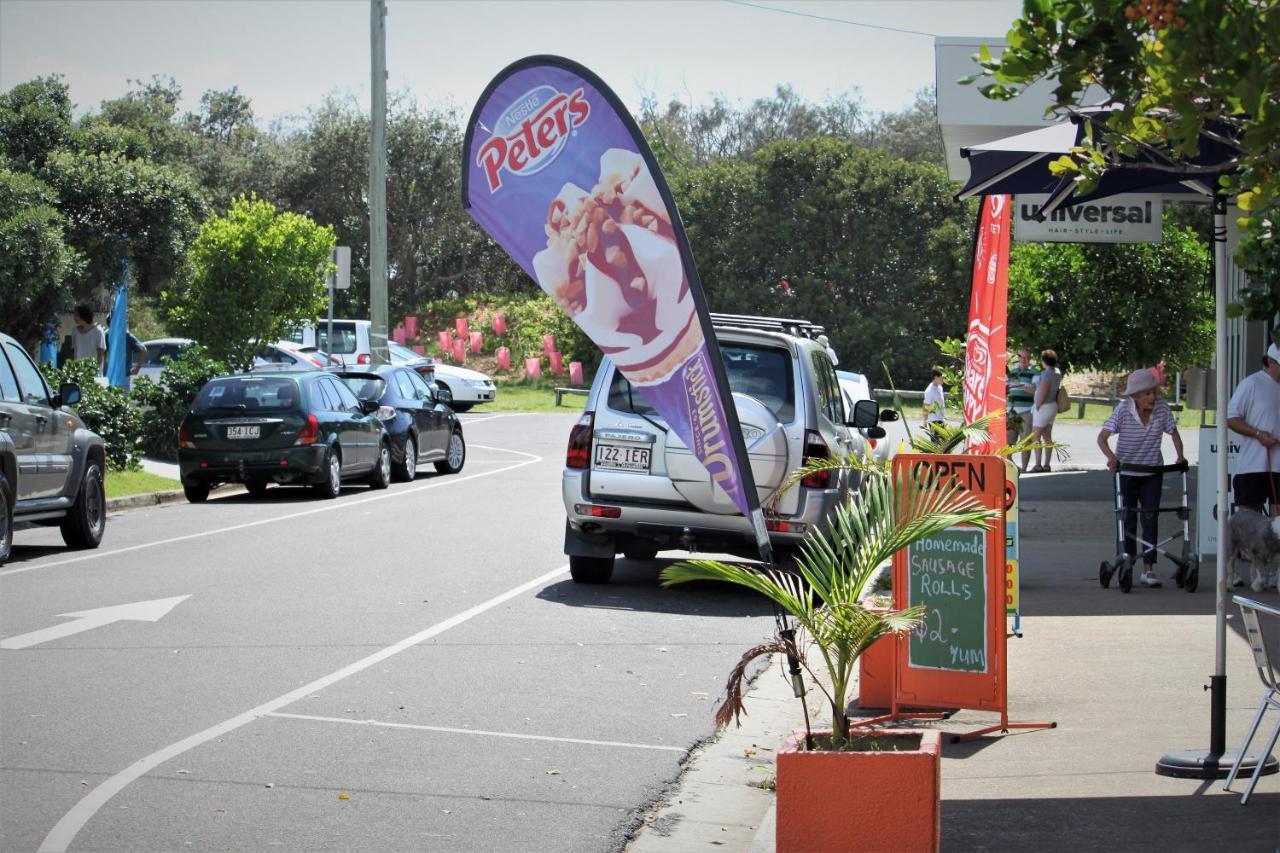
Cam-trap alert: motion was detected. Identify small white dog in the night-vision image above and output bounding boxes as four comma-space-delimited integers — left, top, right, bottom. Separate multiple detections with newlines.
1228, 509, 1280, 593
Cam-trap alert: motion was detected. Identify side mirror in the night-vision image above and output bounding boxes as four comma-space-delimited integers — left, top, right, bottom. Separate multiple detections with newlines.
436, 387, 453, 405
849, 399, 880, 429
59, 382, 81, 408
358, 398, 379, 415
879, 408, 899, 423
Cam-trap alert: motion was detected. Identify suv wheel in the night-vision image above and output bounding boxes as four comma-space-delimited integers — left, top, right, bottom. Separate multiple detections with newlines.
313, 447, 342, 499
368, 442, 391, 489
569, 554, 614, 584
60, 459, 106, 549
0, 472, 13, 565
184, 483, 210, 503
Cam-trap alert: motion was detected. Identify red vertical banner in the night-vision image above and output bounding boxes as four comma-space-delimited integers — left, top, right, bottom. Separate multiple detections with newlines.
962, 194, 1012, 453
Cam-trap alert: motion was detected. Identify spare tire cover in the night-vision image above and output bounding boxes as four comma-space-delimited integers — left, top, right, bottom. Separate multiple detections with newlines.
664, 392, 790, 515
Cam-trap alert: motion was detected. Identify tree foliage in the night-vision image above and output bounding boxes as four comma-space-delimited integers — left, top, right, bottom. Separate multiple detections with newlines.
0, 168, 80, 351
972, 0, 1280, 325
1007, 225, 1213, 372
164, 196, 334, 368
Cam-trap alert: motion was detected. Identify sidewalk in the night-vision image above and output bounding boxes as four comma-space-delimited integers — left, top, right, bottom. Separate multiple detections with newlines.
626, 467, 1279, 852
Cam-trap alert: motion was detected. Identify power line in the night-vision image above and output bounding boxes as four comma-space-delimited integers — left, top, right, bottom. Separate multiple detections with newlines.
724, 0, 939, 38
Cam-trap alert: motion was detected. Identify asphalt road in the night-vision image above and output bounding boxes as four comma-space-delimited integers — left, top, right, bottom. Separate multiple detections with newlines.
1, 412, 779, 853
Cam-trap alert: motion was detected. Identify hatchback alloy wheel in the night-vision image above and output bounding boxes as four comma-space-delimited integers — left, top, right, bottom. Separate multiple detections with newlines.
368, 442, 391, 489
393, 435, 416, 482
314, 447, 342, 499
435, 430, 465, 474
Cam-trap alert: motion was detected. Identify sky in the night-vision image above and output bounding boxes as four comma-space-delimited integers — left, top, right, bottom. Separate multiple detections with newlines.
0, 0, 1023, 125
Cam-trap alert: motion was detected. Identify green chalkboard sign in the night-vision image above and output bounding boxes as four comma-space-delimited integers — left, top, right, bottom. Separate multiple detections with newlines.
906, 526, 988, 672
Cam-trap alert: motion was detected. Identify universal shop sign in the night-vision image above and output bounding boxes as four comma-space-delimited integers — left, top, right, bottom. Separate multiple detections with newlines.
1014, 193, 1162, 244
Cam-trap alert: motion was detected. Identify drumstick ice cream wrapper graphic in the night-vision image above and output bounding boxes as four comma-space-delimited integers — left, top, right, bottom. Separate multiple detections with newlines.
462, 57, 758, 521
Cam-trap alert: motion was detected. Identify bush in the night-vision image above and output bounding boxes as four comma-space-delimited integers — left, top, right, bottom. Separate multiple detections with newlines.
39, 359, 142, 471
131, 345, 228, 460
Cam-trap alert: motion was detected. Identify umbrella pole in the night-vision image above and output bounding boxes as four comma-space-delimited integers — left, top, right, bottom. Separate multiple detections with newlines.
1156, 195, 1278, 779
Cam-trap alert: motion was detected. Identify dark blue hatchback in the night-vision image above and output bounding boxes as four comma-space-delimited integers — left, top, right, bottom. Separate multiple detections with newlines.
178, 371, 389, 502
336, 366, 465, 481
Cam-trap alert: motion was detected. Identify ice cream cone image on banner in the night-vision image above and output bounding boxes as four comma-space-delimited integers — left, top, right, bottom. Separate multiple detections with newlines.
533, 150, 702, 385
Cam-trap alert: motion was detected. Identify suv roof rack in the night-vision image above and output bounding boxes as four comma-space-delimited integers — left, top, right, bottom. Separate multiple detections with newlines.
708, 313, 826, 339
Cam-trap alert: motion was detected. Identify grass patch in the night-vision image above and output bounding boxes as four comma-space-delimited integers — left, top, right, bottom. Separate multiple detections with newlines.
875, 397, 1211, 428
105, 468, 181, 498
479, 378, 589, 413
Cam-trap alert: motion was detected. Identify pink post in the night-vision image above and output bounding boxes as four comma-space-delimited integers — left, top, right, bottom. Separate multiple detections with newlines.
569, 361, 584, 385
455, 317, 469, 338
452, 339, 466, 364
392, 327, 406, 345
492, 313, 507, 336
542, 334, 556, 356
412, 344, 425, 355
438, 330, 452, 352
496, 346, 511, 370
469, 331, 483, 353
524, 357, 542, 380
404, 316, 418, 338
550, 352, 564, 374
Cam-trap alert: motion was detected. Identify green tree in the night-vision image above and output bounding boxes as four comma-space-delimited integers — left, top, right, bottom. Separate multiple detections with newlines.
0, 168, 81, 351
164, 195, 335, 368
1006, 226, 1213, 372
0, 76, 74, 171
673, 138, 974, 389
972, 0, 1280, 324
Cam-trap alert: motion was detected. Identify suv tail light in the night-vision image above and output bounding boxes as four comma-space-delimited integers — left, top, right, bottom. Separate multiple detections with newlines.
801, 429, 832, 488
295, 414, 320, 446
565, 411, 594, 469
357, 353, 371, 365
178, 425, 195, 449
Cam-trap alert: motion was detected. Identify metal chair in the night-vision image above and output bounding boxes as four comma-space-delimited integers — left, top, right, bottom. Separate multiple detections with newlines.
1224, 596, 1280, 804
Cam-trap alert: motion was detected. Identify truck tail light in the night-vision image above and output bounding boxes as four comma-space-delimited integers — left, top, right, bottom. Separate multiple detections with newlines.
566, 411, 594, 469
357, 353, 371, 365
801, 429, 832, 488
178, 426, 195, 449
295, 414, 319, 446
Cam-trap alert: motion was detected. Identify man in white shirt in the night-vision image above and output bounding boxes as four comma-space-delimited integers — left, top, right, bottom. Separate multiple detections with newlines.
923, 370, 946, 432
1226, 342, 1280, 515
71, 304, 106, 375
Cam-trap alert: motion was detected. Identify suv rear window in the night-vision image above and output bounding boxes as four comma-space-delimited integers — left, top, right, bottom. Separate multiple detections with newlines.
193, 377, 299, 413
607, 343, 795, 422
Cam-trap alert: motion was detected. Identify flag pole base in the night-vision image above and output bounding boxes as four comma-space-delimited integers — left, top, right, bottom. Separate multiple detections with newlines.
1155, 748, 1278, 780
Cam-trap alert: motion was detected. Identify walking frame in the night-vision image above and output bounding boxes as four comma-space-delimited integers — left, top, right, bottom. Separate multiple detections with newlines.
1099, 461, 1200, 594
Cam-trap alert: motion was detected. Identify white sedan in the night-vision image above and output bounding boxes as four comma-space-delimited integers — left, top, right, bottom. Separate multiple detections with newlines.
386, 341, 496, 412
837, 370, 892, 464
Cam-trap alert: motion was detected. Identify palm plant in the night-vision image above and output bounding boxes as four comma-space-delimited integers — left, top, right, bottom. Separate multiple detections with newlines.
660, 457, 998, 751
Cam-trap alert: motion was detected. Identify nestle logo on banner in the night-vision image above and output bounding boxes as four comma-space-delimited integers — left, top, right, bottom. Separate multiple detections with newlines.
477, 85, 590, 192
1014, 193, 1162, 244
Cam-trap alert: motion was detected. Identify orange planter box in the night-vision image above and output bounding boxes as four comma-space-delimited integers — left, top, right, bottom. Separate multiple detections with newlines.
776, 728, 940, 853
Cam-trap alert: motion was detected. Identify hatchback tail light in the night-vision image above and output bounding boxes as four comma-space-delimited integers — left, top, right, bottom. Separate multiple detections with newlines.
178, 425, 195, 449
801, 429, 833, 488
357, 353, 371, 365
565, 411, 594, 469
295, 414, 320, 446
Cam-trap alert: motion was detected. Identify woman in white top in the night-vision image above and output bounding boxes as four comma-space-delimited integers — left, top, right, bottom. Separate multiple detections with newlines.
1030, 349, 1061, 472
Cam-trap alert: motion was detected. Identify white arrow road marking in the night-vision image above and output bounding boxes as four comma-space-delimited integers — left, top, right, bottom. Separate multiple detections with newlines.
1, 595, 191, 650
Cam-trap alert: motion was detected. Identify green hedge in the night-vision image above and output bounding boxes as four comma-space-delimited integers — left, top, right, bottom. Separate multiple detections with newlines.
40, 359, 142, 471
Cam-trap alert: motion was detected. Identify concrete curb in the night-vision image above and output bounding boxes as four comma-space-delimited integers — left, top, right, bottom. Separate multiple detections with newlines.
106, 484, 244, 513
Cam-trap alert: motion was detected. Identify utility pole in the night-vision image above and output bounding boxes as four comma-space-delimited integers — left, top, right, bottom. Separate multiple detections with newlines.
369, 0, 389, 364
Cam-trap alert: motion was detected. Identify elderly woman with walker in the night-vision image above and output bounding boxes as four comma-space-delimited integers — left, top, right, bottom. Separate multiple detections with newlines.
1097, 368, 1188, 590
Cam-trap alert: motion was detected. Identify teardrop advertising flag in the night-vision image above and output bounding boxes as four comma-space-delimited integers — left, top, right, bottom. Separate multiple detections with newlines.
462, 56, 769, 554
962, 194, 1011, 453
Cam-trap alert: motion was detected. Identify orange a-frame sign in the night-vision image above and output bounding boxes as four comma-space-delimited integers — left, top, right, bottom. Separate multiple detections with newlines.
874, 453, 1054, 742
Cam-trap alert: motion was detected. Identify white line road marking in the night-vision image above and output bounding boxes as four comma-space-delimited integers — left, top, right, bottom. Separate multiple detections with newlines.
1, 444, 541, 578
265, 712, 685, 753
38, 563, 571, 853
1, 595, 190, 650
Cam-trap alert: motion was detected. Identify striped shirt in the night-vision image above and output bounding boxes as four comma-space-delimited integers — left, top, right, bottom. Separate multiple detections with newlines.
1103, 399, 1177, 474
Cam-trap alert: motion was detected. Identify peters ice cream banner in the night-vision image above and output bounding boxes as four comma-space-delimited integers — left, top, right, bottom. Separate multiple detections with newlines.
462, 56, 769, 548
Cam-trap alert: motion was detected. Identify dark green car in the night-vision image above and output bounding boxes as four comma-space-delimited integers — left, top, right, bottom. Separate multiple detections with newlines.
178, 371, 389, 502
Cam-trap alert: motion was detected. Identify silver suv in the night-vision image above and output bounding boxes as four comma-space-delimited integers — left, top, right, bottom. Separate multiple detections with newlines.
560, 315, 891, 583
